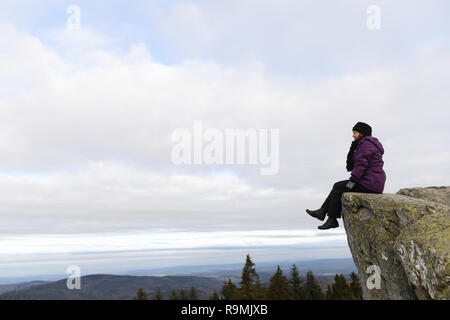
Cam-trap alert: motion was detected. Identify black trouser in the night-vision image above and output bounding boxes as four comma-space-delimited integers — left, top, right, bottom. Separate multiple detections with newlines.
321, 180, 373, 219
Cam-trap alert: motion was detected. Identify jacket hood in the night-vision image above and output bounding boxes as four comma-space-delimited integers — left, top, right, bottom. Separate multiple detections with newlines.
360, 136, 384, 155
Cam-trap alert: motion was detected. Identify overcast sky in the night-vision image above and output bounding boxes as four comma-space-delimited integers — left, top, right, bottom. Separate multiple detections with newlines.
0, 0, 449, 279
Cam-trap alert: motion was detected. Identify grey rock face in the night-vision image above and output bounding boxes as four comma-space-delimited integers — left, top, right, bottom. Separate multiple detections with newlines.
341, 186, 449, 300
397, 186, 450, 206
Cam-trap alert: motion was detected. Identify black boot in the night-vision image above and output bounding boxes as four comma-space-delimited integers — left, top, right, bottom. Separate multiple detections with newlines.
306, 208, 326, 221
318, 217, 339, 230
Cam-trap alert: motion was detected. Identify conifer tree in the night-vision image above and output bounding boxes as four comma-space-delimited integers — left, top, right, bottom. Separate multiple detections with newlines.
239, 254, 261, 299
209, 290, 221, 300
349, 272, 363, 300
222, 278, 239, 300
325, 284, 333, 300
179, 288, 188, 300
133, 288, 148, 300
266, 265, 294, 299
189, 285, 199, 300
290, 264, 306, 300
153, 287, 163, 300
338, 274, 351, 299
328, 274, 354, 299
304, 271, 323, 300
256, 279, 267, 300
169, 288, 179, 300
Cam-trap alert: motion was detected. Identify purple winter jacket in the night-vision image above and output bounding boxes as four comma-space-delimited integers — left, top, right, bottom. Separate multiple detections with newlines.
350, 136, 386, 194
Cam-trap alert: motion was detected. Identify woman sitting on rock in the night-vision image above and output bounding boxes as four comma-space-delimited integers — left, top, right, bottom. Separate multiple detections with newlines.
306, 122, 386, 230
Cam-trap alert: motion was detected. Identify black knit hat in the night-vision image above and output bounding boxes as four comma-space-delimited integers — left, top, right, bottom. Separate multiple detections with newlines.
352, 122, 372, 136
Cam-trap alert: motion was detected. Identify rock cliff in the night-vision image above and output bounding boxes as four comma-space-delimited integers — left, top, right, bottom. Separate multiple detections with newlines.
342, 186, 449, 300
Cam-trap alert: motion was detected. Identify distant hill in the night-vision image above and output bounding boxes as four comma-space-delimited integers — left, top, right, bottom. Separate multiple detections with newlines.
0, 274, 224, 300
0, 281, 50, 295
0, 273, 339, 300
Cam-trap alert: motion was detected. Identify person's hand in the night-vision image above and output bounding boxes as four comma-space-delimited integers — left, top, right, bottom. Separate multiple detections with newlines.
346, 181, 356, 189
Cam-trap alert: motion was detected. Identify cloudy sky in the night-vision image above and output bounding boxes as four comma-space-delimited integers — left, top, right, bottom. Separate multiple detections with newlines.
0, 0, 449, 280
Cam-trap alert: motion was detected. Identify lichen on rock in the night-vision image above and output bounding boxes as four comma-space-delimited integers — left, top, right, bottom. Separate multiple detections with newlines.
341, 186, 449, 300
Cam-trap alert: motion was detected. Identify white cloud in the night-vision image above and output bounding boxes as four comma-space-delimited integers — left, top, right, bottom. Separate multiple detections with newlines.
0, 161, 323, 235
153, 0, 450, 75
0, 229, 347, 255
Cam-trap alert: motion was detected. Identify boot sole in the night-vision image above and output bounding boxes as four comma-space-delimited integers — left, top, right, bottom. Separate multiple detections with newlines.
318, 223, 339, 230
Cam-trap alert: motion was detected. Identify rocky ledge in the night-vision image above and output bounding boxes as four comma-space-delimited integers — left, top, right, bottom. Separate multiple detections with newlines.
342, 186, 449, 300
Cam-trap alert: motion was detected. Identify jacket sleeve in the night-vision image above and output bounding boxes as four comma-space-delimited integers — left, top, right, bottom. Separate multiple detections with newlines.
350, 141, 375, 182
